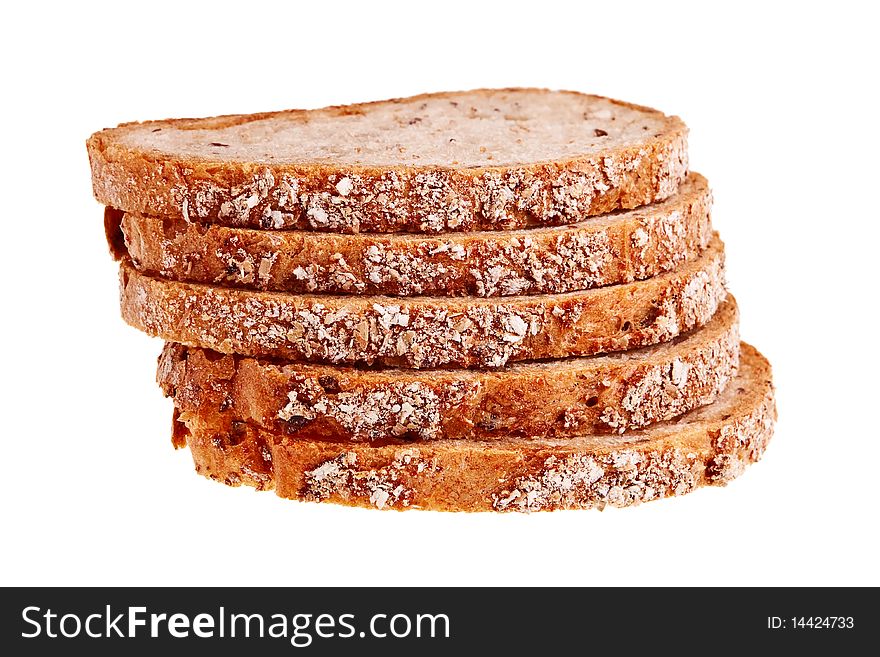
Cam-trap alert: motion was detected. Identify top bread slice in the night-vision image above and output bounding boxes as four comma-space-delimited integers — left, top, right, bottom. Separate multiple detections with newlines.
87, 89, 688, 234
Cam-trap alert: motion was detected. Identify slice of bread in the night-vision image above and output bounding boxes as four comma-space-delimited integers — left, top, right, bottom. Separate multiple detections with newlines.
172, 343, 774, 511
159, 298, 739, 441
121, 234, 725, 368
117, 173, 711, 297
88, 89, 688, 233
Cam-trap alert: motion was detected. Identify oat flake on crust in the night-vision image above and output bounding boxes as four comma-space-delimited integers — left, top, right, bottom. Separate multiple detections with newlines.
304, 450, 439, 509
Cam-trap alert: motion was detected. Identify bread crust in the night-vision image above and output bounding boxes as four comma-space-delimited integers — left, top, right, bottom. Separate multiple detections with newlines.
173, 343, 774, 511
122, 235, 726, 368
118, 173, 711, 297
87, 89, 688, 234
158, 298, 739, 441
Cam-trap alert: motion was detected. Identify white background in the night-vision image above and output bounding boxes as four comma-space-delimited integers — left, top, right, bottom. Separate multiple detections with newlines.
1, 1, 877, 587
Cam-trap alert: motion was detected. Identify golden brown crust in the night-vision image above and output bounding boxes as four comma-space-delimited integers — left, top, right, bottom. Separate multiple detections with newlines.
158, 298, 739, 441
122, 235, 726, 368
118, 173, 711, 297
87, 89, 688, 234
173, 343, 774, 511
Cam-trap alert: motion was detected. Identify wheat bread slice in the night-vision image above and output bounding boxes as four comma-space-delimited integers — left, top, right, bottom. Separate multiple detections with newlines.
173, 343, 774, 511
88, 89, 688, 234
116, 173, 711, 297
122, 234, 725, 368
159, 297, 739, 441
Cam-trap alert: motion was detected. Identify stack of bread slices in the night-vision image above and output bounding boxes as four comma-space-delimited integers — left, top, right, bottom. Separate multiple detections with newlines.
87, 89, 775, 512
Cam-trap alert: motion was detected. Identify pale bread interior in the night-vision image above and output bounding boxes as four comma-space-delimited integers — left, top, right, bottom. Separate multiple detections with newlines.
116, 89, 676, 167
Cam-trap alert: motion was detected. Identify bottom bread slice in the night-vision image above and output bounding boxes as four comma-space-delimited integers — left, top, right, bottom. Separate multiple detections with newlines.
173, 343, 775, 512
